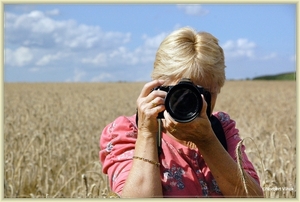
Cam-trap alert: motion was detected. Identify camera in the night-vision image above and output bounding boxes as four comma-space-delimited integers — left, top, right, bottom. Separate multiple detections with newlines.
154, 78, 211, 123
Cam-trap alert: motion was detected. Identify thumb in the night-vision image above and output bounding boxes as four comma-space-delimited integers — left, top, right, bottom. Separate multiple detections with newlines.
200, 94, 208, 118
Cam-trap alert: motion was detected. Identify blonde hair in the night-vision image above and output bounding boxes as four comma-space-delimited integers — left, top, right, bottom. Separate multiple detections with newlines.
152, 27, 226, 87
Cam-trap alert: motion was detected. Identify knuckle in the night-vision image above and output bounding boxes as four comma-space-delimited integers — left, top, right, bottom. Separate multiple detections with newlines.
140, 105, 147, 112
144, 81, 155, 89
144, 110, 153, 118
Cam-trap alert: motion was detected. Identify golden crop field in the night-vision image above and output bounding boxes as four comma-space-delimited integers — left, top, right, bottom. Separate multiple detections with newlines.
3, 81, 297, 198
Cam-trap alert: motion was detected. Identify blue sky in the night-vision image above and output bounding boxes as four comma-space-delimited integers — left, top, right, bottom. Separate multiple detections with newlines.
4, 3, 296, 82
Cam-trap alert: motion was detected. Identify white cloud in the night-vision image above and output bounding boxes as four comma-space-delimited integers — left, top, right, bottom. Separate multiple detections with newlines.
81, 53, 108, 66
73, 68, 86, 82
56, 24, 131, 50
29, 67, 40, 72
65, 68, 86, 82
13, 10, 56, 33
222, 38, 256, 59
90, 73, 113, 82
222, 39, 283, 63
260, 52, 277, 60
289, 54, 296, 62
5, 8, 135, 78
173, 23, 183, 31
142, 32, 168, 48
110, 47, 139, 65
4, 9, 179, 82
177, 4, 209, 16
5, 47, 33, 67
46, 9, 60, 16
81, 46, 139, 67
135, 32, 168, 64
5, 10, 131, 50
27, 10, 44, 18
81, 31, 167, 67
4, 12, 17, 22
36, 52, 68, 66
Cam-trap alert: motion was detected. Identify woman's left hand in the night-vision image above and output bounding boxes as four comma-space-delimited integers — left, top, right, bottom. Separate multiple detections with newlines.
163, 94, 214, 144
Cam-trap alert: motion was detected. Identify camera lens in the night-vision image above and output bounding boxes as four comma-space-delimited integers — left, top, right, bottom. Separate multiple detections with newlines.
169, 89, 198, 117
165, 83, 202, 123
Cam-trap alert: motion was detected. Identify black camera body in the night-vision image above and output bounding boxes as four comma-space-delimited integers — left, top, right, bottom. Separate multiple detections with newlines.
154, 78, 211, 123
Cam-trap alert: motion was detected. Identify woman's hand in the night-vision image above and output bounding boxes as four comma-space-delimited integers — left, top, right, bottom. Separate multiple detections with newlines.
136, 80, 167, 136
163, 94, 214, 144
123, 79, 166, 197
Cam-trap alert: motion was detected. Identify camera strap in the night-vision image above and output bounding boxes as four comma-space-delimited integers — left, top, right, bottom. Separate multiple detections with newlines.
157, 119, 163, 155
209, 115, 228, 151
135, 112, 163, 155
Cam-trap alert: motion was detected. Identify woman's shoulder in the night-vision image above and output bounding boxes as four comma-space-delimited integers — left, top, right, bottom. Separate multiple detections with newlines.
100, 115, 137, 146
99, 115, 137, 176
212, 111, 232, 124
103, 115, 137, 132
212, 111, 238, 136
111, 115, 137, 125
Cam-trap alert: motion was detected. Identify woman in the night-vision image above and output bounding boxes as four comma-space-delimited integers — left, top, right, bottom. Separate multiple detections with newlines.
99, 27, 264, 198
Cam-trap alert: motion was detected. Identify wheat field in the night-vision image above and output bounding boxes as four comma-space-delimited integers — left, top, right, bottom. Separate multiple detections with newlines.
3, 81, 297, 198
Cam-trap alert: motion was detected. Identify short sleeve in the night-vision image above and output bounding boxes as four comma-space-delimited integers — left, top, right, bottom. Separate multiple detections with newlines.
99, 115, 137, 194
213, 111, 261, 185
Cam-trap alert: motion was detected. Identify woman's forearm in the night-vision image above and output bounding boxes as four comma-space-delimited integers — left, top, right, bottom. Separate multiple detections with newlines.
196, 134, 264, 197
121, 131, 162, 198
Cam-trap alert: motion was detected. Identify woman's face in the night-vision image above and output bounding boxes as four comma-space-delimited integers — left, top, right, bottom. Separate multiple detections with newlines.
194, 80, 220, 116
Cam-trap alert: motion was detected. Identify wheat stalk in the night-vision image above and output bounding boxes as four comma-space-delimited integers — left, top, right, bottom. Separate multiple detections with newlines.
4, 81, 296, 198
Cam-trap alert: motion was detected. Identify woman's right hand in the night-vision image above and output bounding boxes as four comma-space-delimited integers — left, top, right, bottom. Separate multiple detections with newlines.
136, 80, 166, 136
122, 80, 166, 197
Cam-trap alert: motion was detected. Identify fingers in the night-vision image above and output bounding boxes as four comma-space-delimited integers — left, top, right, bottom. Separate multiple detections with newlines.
137, 80, 167, 121
138, 80, 166, 109
200, 94, 208, 118
150, 96, 165, 108
141, 93, 166, 118
163, 111, 178, 133
139, 80, 165, 98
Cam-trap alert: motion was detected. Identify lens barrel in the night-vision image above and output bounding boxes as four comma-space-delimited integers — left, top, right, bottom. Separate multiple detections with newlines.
155, 79, 210, 122
165, 80, 204, 122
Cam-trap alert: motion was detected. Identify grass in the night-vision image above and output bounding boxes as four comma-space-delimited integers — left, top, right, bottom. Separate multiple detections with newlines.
3, 80, 297, 198
252, 72, 296, 80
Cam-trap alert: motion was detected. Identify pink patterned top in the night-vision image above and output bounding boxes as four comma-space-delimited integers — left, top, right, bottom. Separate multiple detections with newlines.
99, 111, 261, 197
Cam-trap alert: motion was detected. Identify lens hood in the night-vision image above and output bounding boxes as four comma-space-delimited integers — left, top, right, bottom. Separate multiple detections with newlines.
164, 79, 203, 123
